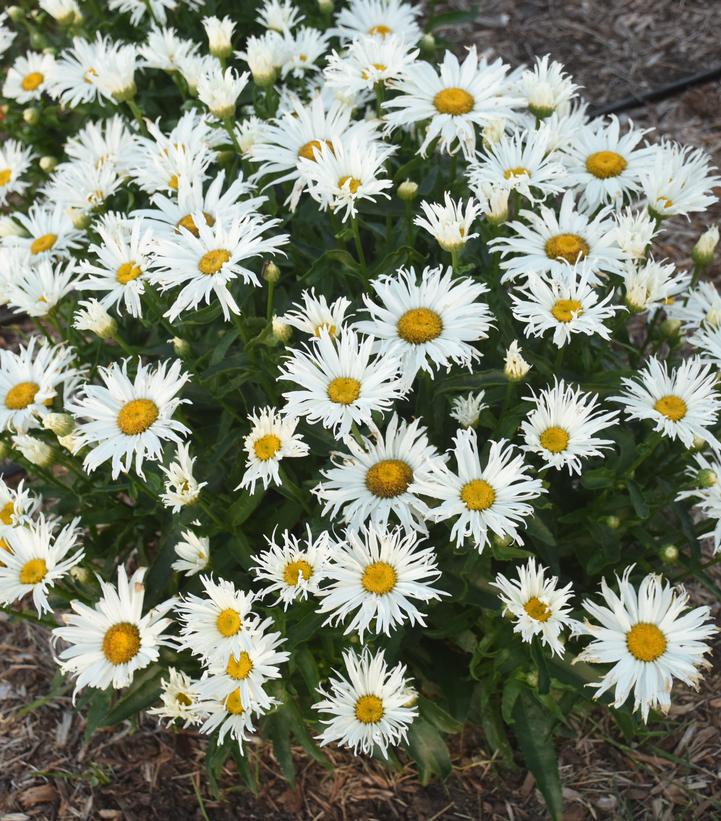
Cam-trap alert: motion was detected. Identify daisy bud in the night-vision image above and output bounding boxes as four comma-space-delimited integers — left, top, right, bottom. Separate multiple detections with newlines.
7, 6, 24, 22
504, 340, 531, 381
490, 532, 513, 550
691, 435, 707, 452
23, 107, 40, 126
525, 671, 539, 687
111, 81, 137, 103
696, 468, 717, 489
69, 208, 91, 230
70, 565, 91, 583
420, 33, 436, 54
13, 435, 54, 468
658, 543, 679, 564
272, 316, 292, 343
318, 0, 334, 12
397, 179, 418, 201
43, 413, 75, 437
172, 337, 191, 357
39, 156, 58, 173
263, 260, 281, 283
660, 318, 681, 338
603, 515, 621, 530
30, 32, 47, 50
40, 0, 80, 25
73, 299, 117, 339
692, 226, 719, 268
57, 432, 80, 454
202, 15, 235, 60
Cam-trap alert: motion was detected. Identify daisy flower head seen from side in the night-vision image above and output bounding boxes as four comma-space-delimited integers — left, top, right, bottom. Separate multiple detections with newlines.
68, 358, 191, 479
575, 567, 717, 721
491, 558, 575, 657
622, 257, 690, 315
384, 48, 519, 159
417, 429, 544, 551
314, 413, 445, 534
611, 206, 659, 262
148, 667, 202, 727
333, 0, 422, 44
612, 356, 721, 450
676, 453, 721, 554
238, 406, 309, 493
316, 525, 446, 640
172, 526, 210, 577
251, 526, 331, 608
667, 281, 721, 333
282, 288, 352, 339
511, 261, 621, 348
52, 565, 175, 697
450, 391, 488, 428
0, 477, 40, 532
195, 687, 267, 752
0, 516, 84, 615
159, 442, 207, 512
313, 647, 417, 758
518, 54, 578, 120
521, 379, 619, 474
0, 140, 34, 207
279, 328, 405, 436
414, 193, 481, 253
355, 265, 492, 386
258, 0, 304, 34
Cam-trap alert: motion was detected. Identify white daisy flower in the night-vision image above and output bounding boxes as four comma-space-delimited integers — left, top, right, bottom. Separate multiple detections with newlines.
237, 31, 288, 87
68, 358, 190, 479
280, 329, 405, 436
561, 116, 653, 210
490, 190, 627, 285
622, 258, 690, 314
172, 527, 210, 577
642, 141, 720, 220
0, 477, 40, 533
612, 356, 721, 450
12, 434, 55, 468
518, 54, 578, 119
280, 26, 330, 79
676, 453, 721, 554
418, 429, 544, 550
450, 391, 488, 428
317, 525, 446, 640
313, 647, 417, 757
333, 0, 422, 44
314, 413, 445, 534
491, 558, 574, 657
282, 288, 352, 339
159, 443, 207, 512
384, 48, 519, 159
0, 339, 78, 434
202, 15, 235, 59
468, 126, 568, 202
323, 34, 418, 97
197, 66, 248, 120
521, 379, 619, 474
42, 159, 122, 217
175, 575, 261, 665
611, 207, 659, 262
48, 34, 113, 107
176, 52, 221, 95
147, 667, 201, 727
414, 193, 481, 253
690, 325, 721, 371
0, 12, 16, 58
258, 0, 304, 33
3, 51, 56, 103
238, 407, 308, 493
667, 281, 721, 333
195, 687, 264, 750
39, 0, 80, 23
149, 212, 287, 321
511, 262, 621, 347
0, 140, 34, 207
504, 339, 532, 381
5, 202, 83, 260
139, 26, 198, 71
93, 42, 138, 102
73, 299, 117, 340
0, 516, 83, 615
299, 136, 395, 222
575, 568, 717, 721
64, 115, 136, 176
52, 565, 175, 696
5, 258, 78, 318
108, 0, 201, 27
355, 265, 492, 384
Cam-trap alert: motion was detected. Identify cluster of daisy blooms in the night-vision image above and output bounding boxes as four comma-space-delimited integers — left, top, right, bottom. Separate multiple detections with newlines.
1, 0, 721, 772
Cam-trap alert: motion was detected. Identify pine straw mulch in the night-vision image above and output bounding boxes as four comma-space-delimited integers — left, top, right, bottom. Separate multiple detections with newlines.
3, 1, 721, 818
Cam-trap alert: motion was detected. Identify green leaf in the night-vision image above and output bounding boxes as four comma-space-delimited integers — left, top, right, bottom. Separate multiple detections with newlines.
103, 665, 163, 725
405, 718, 452, 784
419, 696, 462, 734
625, 479, 650, 519
264, 707, 296, 786
511, 688, 564, 821
525, 515, 557, 546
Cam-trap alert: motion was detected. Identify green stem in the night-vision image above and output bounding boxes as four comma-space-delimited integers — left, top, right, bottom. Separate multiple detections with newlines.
199, 495, 225, 530
450, 247, 461, 274
0, 604, 57, 628
351, 217, 368, 282
266, 278, 276, 324
223, 117, 241, 153
125, 98, 148, 135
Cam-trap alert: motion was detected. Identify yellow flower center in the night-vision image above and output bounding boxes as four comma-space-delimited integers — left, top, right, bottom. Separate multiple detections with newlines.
198, 249, 231, 275
253, 433, 281, 461
19, 558, 47, 585
361, 561, 397, 594
433, 87, 474, 115
460, 479, 496, 511
338, 175, 361, 194
0, 168, 12, 187
327, 376, 361, 405
168, 174, 179, 190
551, 298, 584, 323
176, 692, 193, 706
225, 688, 245, 714
365, 459, 413, 498
216, 607, 242, 637
116, 261, 143, 284
283, 558, 313, 586
503, 166, 529, 179
585, 150, 628, 179
355, 694, 384, 724
313, 322, 337, 338
30, 233, 57, 255
0, 501, 15, 526
545, 233, 589, 264
368, 23, 392, 35
297, 139, 333, 162
524, 596, 551, 622
539, 426, 570, 453
22, 71, 44, 91
177, 212, 215, 237
226, 651, 254, 680
654, 394, 687, 421
117, 399, 159, 436
626, 622, 667, 662
102, 622, 141, 665
655, 195, 673, 211
396, 307, 443, 344
83, 67, 97, 84
5, 381, 39, 410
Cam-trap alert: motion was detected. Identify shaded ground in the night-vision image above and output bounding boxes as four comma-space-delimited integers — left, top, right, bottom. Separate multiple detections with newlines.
3, 1, 721, 819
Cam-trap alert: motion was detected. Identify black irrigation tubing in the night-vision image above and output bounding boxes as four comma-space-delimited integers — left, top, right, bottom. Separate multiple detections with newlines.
589, 64, 721, 118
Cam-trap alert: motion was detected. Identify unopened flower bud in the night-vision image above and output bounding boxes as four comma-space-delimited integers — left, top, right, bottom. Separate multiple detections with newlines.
660, 318, 681, 338
7, 6, 24, 23
318, 0, 334, 13
57, 432, 80, 454
272, 316, 292, 343
490, 532, 513, 550
69, 208, 91, 229
527, 84, 556, 119
23, 107, 40, 126
504, 340, 531, 381
70, 565, 91, 583
691, 435, 707, 452
13, 435, 54, 467
112, 82, 137, 103
696, 468, 718, 489
43, 412, 75, 437
263, 260, 281, 283
39, 156, 58, 173
30, 32, 46, 50
397, 179, 418, 201
525, 671, 539, 688
659, 544, 679, 564
692, 226, 719, 268
172, 337, 191, 357
203, 15, 234, 60
420, 33, 436, 54
603, 515, 621, 530
482, 185, 509, 225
